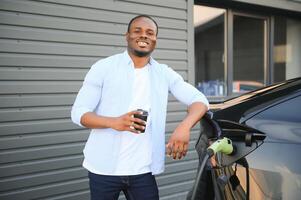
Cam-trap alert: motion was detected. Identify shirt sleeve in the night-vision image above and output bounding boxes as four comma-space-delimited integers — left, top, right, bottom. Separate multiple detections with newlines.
71, 62, 106, 127
166, 66, 209, 110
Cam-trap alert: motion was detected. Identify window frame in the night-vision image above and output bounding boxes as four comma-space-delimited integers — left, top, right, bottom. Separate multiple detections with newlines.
225, 10, 272, 97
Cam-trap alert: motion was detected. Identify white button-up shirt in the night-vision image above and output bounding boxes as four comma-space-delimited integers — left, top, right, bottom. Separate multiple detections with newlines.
71, 51, 209, 175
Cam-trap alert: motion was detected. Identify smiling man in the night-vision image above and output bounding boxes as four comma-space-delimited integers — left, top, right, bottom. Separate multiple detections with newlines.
126, 16, 157, 59
71, 15, 209, 200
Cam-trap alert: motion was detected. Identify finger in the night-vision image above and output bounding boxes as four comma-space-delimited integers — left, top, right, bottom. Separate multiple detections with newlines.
126, 126, 140, 134
177, 145, 184, 160
172, 143, 179, 159
182, 143, 188, 157
128, 110, 143, 116
130, 117, 146, 125
176, 151, 183, 160
173, 152, 177, 160
132, 123, 145, 132
127, 114, 146, 128
127, 118, 145, 132
130, 117, 146, 126
166, 143, 173, 157
166, 143, 171, 156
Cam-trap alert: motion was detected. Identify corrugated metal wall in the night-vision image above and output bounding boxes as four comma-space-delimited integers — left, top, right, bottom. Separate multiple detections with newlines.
0, 0, 199, 199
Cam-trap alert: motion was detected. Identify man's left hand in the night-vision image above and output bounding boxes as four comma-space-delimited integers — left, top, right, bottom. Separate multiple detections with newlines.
166, 125, 190, 160
166, 102, 208, 160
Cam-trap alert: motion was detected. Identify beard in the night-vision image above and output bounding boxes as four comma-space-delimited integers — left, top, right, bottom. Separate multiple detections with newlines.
133, 49, 152, 57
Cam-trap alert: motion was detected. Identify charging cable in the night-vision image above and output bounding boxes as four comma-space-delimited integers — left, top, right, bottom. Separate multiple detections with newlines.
190, 137, 234, 200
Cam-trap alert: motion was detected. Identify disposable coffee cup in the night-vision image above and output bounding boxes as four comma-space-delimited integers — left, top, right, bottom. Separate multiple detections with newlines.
133, 109, 148, 133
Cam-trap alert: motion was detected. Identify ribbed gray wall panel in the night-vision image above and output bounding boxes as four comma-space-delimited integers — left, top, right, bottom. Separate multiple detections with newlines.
0, 0, 199, 199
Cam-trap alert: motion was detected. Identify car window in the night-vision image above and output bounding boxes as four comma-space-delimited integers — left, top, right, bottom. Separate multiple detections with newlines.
245, 94, 301, 143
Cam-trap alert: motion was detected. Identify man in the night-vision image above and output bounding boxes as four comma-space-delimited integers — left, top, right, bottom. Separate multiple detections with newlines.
71, 15, 209, 200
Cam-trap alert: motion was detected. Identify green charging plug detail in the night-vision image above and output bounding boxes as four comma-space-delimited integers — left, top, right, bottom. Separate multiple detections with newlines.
207, 137, 234, 157
190, 137, 235, 200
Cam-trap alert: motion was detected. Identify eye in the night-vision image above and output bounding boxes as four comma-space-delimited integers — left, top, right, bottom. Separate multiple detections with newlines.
147, 31, 155, 36
133, 28, 141, 33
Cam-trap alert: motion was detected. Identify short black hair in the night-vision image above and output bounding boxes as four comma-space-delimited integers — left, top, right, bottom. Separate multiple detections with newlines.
127, 15, 158, 36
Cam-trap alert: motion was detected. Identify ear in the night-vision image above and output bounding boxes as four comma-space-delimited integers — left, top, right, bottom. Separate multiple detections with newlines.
125, 32, 129, 42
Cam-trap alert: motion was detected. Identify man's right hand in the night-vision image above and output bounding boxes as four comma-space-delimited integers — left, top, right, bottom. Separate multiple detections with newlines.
80, 111, 146, 133
111, 110, 146, 134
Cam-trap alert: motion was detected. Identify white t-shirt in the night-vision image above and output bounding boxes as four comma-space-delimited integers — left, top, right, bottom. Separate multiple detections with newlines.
83, 64, 152, 175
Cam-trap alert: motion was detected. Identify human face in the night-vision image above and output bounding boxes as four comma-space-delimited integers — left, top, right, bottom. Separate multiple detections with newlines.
126, 17, 157, 57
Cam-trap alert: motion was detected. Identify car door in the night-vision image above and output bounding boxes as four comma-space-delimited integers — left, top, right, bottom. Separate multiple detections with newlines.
241, 93, 301, 200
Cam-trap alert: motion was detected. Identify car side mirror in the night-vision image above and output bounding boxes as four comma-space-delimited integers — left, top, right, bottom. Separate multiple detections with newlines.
215, 120, 266, 167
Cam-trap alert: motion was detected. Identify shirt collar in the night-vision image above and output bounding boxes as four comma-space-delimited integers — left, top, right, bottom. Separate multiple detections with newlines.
123, 50, 156, 66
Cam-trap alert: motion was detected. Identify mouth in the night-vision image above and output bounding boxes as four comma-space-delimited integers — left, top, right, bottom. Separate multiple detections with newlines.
137, 40, 149, 48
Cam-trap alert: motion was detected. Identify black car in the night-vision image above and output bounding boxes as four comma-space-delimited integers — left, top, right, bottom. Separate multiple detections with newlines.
188, 77, 301, 200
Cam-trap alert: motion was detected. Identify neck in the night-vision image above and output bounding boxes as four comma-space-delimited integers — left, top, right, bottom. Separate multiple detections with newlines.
128, 52, 150, 68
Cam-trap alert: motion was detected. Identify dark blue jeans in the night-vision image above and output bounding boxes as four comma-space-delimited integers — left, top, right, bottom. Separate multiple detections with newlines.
88, 172, 159, 200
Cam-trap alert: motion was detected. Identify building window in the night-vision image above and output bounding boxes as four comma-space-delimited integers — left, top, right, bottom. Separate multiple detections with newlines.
233, 15, 265, 94
194, 4, 301, 100
194, 6, 269, 99
194, 5, 226, 97
274, 16, 301, 83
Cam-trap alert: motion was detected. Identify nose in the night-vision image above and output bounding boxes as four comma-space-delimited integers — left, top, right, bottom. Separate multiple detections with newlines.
140, 31, 148, 39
